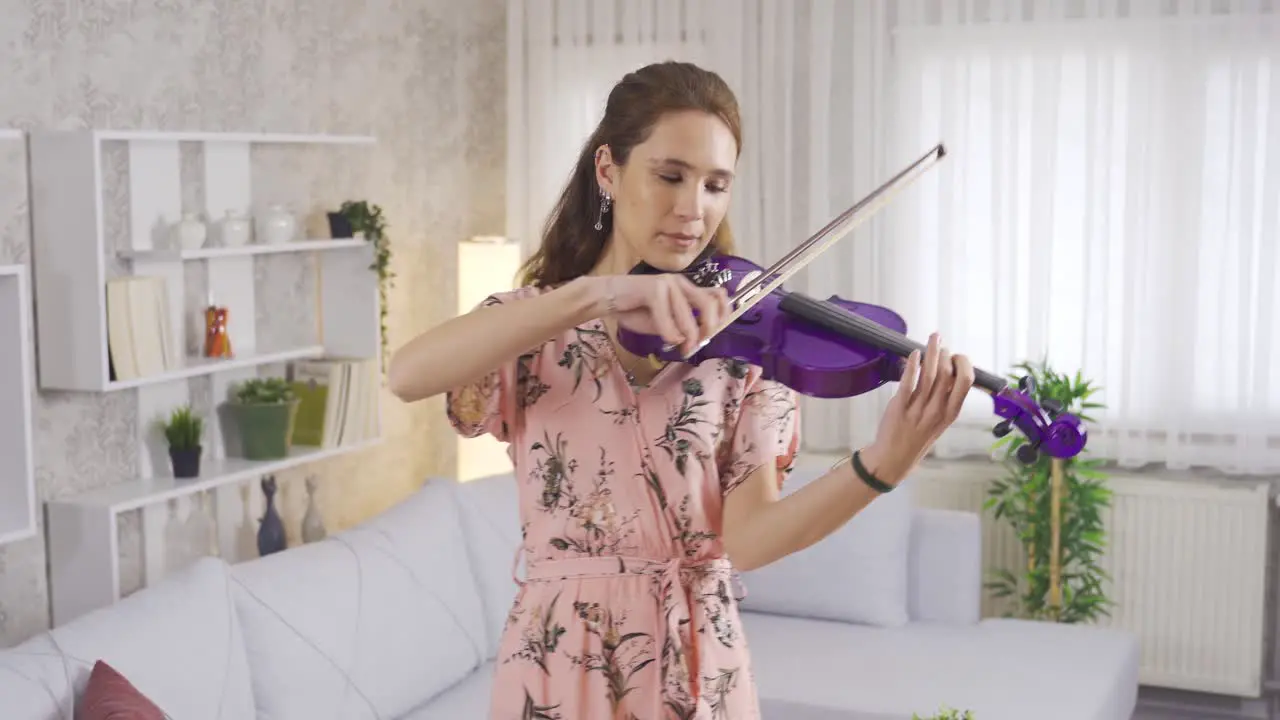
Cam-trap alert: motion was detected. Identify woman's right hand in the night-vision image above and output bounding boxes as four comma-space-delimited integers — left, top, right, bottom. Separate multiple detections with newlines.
598, 273, 731, 358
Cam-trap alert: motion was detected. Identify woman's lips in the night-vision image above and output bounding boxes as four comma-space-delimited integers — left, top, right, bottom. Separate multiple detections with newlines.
660, 232, 699, 249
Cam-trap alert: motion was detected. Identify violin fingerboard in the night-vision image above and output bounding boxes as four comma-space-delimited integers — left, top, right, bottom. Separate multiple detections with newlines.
778, 291, 1007, 393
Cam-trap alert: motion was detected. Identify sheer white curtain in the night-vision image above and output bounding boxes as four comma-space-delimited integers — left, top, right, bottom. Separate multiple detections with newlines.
885, 0, 1280, 474
506, 0, 1280, 475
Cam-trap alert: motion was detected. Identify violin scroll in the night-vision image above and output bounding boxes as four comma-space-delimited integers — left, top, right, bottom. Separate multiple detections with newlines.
989, 377, 1087, 465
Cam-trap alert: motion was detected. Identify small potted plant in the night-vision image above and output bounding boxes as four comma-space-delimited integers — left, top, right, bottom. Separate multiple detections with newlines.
227, 376, 299, 460
913, 708, 974, 720
161, 403, 204, 478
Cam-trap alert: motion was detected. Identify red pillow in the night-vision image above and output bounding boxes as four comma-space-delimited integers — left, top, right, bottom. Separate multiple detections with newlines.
76, 660, 167, 720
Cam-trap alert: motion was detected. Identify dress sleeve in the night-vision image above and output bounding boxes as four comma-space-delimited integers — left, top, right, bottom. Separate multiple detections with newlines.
720, 366, 802, 496
444, 290, 527, 443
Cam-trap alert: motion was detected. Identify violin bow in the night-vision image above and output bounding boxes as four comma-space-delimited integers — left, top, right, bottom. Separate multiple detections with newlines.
729, 143, 947, 308
662, 143, 947, 359
643, 143, 947, 387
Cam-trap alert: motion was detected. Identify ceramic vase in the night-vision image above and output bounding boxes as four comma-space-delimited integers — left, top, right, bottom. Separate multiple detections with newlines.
256, 205, 297, 244
221, 209, 251, 247
176, 213, 207, 250
257, 475, 287, 556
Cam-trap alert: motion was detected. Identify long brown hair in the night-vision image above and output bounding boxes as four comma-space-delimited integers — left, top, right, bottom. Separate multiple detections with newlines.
518, 61, 743, 288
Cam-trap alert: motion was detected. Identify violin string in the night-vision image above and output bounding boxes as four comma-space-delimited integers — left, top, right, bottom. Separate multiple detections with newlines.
795, 294, 1005, 395
709, 147, 946, 344
731, 144, 946, 302
793, 295, 922, 357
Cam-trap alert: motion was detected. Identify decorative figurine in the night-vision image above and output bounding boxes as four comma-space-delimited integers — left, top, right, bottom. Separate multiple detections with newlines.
256, 475, 287, 557
204, 304, 232, 358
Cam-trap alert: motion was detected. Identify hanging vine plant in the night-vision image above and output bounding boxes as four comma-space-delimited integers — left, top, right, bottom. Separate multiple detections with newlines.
338, 200, 393, 376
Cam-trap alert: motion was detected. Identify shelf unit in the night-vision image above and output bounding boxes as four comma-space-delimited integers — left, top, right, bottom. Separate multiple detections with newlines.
0, 264, 37, 546
32, 129, 384, 625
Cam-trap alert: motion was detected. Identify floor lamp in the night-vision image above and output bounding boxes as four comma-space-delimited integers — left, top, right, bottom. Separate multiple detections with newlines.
456, 236, 521, 482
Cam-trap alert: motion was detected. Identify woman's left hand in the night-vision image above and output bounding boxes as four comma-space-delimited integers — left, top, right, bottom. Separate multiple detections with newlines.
860, 332, 975, 486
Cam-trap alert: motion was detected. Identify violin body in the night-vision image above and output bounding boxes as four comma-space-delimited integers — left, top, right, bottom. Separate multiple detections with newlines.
618, 252, 1087, 462
620, 254, 908, 398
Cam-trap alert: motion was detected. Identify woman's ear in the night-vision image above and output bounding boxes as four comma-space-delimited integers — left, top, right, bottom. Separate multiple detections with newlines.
593, 144, 618, 196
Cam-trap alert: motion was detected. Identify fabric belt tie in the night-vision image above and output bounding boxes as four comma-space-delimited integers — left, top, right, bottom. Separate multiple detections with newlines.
516, 552, 733, 708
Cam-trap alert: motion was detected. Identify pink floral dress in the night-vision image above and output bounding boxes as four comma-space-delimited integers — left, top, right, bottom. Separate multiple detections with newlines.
446, 285, 801, 720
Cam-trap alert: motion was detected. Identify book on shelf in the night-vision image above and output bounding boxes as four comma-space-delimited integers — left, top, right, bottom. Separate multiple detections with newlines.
290, 357, 378, 448
105, 276, 179, 381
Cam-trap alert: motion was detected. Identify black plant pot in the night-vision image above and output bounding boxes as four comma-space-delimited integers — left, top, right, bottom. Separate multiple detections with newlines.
170, 445, 202, 479
327, 212, 354, 239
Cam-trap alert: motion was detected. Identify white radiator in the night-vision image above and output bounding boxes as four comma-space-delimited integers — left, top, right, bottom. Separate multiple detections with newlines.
906, 458, 1273, 698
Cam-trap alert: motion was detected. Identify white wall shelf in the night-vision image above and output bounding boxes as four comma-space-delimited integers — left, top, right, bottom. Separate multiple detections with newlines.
92, 129, 375, 145
118, 237, 366, 262
30, 128, 385, 626
52, 438, 384, 515
104, 346, 324, 391
0, 264, 37, 546
0, 129, 22, 140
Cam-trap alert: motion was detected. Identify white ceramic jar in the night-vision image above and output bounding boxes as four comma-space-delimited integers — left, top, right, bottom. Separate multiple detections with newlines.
176, 213, 207, 250
221, 209, 251, 247
256, 205, 297, 244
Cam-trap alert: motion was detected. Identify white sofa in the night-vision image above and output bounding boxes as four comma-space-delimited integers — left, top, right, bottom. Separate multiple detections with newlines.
0, 463, 1140, 719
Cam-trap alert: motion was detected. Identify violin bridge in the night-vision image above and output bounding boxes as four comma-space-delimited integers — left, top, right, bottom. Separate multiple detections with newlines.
646, 353, 664, 370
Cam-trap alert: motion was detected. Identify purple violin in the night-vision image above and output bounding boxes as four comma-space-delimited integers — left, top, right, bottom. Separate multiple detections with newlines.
618, 145, 1087, 464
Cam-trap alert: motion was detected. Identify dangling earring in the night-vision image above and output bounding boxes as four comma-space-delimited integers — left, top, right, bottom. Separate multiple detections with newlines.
594, 191, 612, 231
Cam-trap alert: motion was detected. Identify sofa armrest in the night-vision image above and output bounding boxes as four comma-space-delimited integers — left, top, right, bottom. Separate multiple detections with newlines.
907, 508, 982, 624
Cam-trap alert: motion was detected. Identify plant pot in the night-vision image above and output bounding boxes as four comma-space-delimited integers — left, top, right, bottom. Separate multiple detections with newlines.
169, 445, 202, 479
231, 400, 300, 460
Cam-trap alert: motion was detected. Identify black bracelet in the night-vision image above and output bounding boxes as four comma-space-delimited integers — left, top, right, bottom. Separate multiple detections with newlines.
851, 450, 895, 493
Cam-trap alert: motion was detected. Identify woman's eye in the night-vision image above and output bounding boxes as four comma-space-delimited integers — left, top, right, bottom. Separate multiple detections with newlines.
659, 174, 682, 184
707, 184, 728, 194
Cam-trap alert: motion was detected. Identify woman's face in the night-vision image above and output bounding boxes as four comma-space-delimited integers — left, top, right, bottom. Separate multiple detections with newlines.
595, 110, 738, 272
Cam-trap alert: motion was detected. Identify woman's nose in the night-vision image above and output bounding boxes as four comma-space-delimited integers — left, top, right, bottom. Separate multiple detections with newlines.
673, 187, 705, 220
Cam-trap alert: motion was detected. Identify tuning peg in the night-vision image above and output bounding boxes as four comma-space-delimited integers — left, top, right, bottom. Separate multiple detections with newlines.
992, 420, 1012, 438
1041, 398, 1063, 417
1017, 375, 1037, 395
1015, 444, 1040, 465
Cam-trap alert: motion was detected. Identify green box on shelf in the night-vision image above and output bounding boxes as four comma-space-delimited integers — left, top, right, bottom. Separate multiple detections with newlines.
228, 377, 300, 460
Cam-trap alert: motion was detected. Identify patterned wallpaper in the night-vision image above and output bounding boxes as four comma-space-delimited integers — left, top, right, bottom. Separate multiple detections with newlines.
0, 0, 506, 646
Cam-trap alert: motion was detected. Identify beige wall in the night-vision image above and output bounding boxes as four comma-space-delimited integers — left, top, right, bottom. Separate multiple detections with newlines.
0, 0, 506, 646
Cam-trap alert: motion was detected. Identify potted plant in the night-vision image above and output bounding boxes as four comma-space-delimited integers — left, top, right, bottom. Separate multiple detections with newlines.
336, 200, 393, 376
161, 403, 204, 478
984, 358, 1112, 624
914, 708, 974, 720
227, 377, 299, 460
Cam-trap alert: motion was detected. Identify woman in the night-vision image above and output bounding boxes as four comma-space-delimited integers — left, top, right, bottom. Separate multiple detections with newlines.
389, 60, 974, 719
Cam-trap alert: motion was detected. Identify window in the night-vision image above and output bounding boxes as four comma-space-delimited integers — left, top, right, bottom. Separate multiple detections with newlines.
886, 20, 1280, 472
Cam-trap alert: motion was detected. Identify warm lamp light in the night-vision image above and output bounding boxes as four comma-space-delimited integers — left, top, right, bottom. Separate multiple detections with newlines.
457, 235, 522, 482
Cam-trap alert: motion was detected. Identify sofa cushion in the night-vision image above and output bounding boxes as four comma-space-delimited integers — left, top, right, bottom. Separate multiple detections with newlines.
743, 612, 1139, 720
229, 478, 489, 720
907, 508, 981, 624
402, 662, 495, 719
738, 460, 914, 627
0, 556, 254, 720
449, 472, 523, 659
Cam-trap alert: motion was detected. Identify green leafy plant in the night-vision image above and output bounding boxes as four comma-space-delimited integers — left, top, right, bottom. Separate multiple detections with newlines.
231, 377, 296, 405
161, 404, 204, 450
339, 200, 393, 375
984, 358, 1112, 624
913, 707, 974, 720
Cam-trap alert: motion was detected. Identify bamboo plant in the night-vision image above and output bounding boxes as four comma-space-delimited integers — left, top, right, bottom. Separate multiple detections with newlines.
983, 358, 1113, 624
